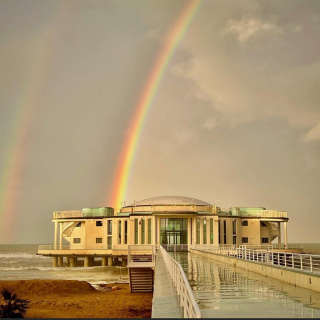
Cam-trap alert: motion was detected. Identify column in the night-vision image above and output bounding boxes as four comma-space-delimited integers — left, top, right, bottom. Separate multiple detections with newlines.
59, 223, 62, 249
54, 221, 58, 249
152, 216, 156, 245
138, 219, 142, 245
70, 257, 76, 267
188, 218, 192, 247
121, 219, 125, 245
284, 222, 288, 249
206, 218, 211, 245
52, 256, 58, 267
102, 256, 107, 267
200, 218, 204, 245
214, 219, 219, 246
278, 222, 281, 249
58, 256, 63, 267
108, 256, 113, 266
157, 217, 160, 246
121, 258, 127, 267
193, 218, 197, 244
145, 218, 149, 244
84, 256, 90, 267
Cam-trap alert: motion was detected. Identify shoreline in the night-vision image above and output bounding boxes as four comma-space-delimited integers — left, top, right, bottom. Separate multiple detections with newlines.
0, 279, 153, 318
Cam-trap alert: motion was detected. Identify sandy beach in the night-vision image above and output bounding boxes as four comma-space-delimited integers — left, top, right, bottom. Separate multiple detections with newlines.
0, 280, 153, 318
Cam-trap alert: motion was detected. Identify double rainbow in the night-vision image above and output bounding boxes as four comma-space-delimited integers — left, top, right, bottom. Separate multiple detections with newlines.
109, 0, 202, 209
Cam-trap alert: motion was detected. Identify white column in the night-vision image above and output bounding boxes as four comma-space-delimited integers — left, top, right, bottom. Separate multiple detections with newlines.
206, 218, 211, 245
138, 219, 142, 245
157, 217, 161, 246
284, 222, 288, 249
200, 218, 204, 245
121, 219, 125, 245
193, 218, 197, 244
145, 218, 149, 244
214, 219, 219, 246
152, 216, 156, 245
54, 221, 58, 249
278, 222, 281, 249
188, 218, 192, 246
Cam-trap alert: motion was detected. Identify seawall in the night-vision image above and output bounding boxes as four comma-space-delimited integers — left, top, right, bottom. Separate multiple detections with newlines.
191, 249, 320, 293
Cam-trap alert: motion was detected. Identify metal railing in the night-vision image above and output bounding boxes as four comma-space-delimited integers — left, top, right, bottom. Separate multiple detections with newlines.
190, 245, 320, 275
127, 245, 156, 265
160, 246, 201, 318
38, 244, 115, 251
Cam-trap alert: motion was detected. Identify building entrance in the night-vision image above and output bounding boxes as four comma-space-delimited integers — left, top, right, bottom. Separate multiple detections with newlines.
160, 218, 188, 245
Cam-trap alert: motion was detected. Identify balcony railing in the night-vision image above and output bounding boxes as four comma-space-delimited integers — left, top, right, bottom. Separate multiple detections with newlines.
160, 246, 201, 318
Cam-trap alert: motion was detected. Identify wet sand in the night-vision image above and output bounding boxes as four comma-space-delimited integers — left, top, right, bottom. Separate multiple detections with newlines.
0, 280, 152, 318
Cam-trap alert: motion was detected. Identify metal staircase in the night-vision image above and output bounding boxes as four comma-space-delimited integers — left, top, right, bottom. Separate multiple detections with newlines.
264, 221, 279, 241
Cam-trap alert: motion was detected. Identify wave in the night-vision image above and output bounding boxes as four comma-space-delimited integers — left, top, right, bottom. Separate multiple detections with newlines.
0, 253, 50, 259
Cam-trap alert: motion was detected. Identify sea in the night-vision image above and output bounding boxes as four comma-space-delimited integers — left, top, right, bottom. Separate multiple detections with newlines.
0, 243, 319, 283
0, 244, 129, 286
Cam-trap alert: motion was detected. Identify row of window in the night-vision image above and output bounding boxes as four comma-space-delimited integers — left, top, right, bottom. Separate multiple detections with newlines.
241, 237, 269, 243
73, 237, 103, 244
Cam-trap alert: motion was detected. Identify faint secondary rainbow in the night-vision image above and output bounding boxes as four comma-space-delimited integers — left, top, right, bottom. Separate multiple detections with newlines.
0, 7, 65, 242
109, 0, 202, 209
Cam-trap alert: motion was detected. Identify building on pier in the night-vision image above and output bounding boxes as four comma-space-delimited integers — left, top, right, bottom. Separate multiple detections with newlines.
37, 196, 289, 266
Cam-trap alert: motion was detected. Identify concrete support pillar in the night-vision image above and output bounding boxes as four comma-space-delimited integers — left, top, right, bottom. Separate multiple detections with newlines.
58, 256, 63, 267
52, 256, 58, 267
89, 257, 94, 266
284, 222, 288, 249
84, 256, 90, 267
278, 222, 281, 249
206, 219, 211, 245
54, 221, 58, 249
108, 256, 113, 266
200, 219, 204, 245
214, 219, 219, 246
102, 256, 107, 267
121, 219, 125, 245
138, 219, 142, 245
66, 257, 70, 267
152, 217, 156, 245
70, 257, 76, 268
121, 258, 127, 267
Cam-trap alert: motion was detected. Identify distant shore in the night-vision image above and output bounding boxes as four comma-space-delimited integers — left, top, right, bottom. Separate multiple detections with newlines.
0, 280, 152, 318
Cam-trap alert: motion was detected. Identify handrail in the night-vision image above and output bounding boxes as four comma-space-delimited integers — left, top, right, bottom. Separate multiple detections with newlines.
190, 245, 320, 275
160, 246, 201, 318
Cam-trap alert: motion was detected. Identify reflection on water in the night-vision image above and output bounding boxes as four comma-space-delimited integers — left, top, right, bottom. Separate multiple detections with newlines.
171, 252, 320, 318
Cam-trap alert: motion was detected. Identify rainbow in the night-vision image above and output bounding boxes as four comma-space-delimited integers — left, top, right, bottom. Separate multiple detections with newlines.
109, 0, 202, 209
0, 8, 64, 243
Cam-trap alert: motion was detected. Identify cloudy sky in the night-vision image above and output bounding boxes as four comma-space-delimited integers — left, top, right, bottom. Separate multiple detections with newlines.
0, 0, 319, 244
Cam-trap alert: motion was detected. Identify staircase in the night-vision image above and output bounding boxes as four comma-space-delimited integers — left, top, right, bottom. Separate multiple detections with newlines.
264, 221, 279, 241
129, 267, 154, 292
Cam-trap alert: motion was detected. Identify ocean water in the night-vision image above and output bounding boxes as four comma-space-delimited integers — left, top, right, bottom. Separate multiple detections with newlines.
0, 244, 129, 285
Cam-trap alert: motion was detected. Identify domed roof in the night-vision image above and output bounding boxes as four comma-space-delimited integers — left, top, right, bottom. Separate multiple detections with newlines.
128, 196, 211, 207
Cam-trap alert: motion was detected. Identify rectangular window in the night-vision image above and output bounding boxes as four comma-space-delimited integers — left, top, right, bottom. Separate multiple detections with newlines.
223, 220, 227, 244
96, 221, 102, 227
134, 219, 138, 244
232, 220, 237, 235
75, 222, 81, 227
148, 219, 152, 244
141, 219, 145, 244
107, 220, 112, 235
242, 220, 248, 226
262, 237, 269, 243
233, 236, 237, 245
124, 220, 128, 244
210, 219, 213, 244
73, 238, 81, 244
96, 238, 102, 243
203, 219, 207, 244
118, 221, 121, 244
107, 237, 112, 249
242, 237, 248, 243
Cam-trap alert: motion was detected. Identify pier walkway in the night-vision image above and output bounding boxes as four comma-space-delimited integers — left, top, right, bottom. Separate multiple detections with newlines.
152, 250, 182, 318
